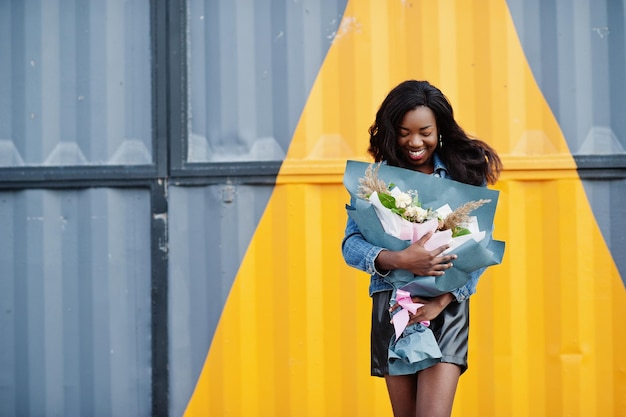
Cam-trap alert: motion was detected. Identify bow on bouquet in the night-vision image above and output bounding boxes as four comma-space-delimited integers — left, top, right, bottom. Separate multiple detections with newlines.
344, 160, 505, 375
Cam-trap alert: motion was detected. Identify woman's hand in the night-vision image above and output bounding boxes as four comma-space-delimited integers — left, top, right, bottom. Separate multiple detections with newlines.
375, 231, 457, 276
390, 292, 455, 325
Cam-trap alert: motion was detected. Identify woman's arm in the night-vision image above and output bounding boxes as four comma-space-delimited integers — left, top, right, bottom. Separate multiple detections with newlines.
400, 268, 484, 325
342, 217, 390, 276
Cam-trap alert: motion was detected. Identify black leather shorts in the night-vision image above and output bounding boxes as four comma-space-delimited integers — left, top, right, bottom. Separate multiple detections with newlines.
370, 290, 469, 377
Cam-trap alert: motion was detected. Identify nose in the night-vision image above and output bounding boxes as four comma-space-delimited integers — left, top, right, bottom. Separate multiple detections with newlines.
408, 134, 423, 147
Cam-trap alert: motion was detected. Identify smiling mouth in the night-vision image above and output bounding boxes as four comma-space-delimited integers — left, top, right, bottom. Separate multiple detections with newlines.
408, 149, 425, 159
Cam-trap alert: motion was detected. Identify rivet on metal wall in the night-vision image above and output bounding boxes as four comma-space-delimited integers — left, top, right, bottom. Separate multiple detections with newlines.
222, 183, 235, 203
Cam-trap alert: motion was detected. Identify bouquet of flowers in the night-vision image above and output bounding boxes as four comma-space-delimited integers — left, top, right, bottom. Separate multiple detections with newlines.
344, 160, 505, 374
344, 160, 504, 294
359, 163, 492, 254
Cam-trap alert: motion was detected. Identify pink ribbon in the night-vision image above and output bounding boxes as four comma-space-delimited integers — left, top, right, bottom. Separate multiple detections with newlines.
391, 289, 430, 340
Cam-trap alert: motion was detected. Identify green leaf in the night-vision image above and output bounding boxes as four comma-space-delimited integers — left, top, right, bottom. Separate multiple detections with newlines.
377, 192, 397, 209
452, 226, 471, 237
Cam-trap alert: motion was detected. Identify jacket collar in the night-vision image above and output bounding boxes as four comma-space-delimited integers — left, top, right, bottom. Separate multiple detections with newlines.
433, 153, 449, 178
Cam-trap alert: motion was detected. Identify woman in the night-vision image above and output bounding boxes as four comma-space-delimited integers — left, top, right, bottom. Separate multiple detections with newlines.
342, 80, 502, 417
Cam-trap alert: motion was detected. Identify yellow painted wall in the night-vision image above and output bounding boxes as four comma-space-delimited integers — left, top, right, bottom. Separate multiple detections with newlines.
185, 0, 626, 415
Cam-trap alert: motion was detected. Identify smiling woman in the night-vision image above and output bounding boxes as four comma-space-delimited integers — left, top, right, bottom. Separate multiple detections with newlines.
367, 80, 502, 187
397, 106, 438, 173
343, 79, 503, 417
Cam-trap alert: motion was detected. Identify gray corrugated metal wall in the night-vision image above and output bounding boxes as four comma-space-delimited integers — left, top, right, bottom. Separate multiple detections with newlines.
0, 0, 152, 166
186, 0, 346, 163
0, 0, 157, 415
0, 189, 152, 416
508, 0, 626, 154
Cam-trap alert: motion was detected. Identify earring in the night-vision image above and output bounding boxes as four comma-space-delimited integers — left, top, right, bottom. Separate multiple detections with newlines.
438, 134, 443, 148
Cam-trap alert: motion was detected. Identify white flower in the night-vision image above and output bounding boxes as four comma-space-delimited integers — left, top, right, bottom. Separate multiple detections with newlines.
394, 192, 412, 209
404, 206, 419, 218
405, 206, 429, 222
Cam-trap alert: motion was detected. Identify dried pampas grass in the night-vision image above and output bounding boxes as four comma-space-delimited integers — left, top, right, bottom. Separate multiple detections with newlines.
442, 199, 491, 231
357, 163, 388, 199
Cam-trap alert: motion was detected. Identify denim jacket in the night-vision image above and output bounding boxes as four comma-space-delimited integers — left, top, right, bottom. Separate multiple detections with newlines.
341, 154, 482, 301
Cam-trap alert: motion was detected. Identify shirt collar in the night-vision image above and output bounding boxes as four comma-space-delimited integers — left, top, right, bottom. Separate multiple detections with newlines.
433, 153, 449, 178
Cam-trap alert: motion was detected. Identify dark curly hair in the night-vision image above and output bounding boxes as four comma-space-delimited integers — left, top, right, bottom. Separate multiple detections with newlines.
368, 80, 502, 185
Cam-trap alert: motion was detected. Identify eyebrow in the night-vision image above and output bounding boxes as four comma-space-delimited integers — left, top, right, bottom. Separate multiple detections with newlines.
399, 125, 433, 131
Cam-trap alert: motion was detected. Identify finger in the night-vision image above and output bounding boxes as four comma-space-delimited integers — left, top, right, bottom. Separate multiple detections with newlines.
410, 307, 427, 321
408, 312, 425, 325
436, 261, 453, 270
413, 231, 433, 246
432, 255, 456, 270
389, 303, 400, 313
437, 253, 457, 263
430, 262, 452, 273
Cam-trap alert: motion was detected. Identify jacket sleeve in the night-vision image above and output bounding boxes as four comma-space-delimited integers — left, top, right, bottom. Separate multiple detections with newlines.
450, 268, 485, 301
341, 217, 390, 277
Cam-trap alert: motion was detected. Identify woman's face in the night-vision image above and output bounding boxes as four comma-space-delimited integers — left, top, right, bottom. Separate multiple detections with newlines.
396, 106, 438, 174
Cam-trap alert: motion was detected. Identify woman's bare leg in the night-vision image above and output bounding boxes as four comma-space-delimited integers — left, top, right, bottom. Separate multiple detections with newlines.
415, 363, 461, 417
385, 374, 417, 417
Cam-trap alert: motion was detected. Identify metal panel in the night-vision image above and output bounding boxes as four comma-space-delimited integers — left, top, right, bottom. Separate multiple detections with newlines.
167, 183, 272, 417
185, 0, 348, 163
507, 0, 626, 155
0, 188, 152, 416
0, 0, 152, 167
